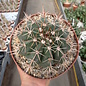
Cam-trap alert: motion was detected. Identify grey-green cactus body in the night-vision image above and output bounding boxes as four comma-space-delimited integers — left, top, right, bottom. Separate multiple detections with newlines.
12, 13, 77, 79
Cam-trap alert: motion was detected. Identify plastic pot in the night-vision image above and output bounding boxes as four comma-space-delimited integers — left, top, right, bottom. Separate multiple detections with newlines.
73, 4, 78, 10
63, 2, 71, 8
81, 1, 85, 5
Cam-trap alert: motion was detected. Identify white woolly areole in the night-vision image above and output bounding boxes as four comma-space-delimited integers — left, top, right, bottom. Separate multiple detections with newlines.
56, 36, 60, 41
36, 50, 39, 55
41, 40, 45, 44
51, 31, 55, 35
28, 30, 32, 34
40, 33, 43, 37
39, 28, 43, 32
49, 39, 52, 43
33, 38, 37, 42
47, 46, 51, 50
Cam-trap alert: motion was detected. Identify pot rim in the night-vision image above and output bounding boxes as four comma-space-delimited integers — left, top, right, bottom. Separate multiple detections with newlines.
9, 13, 79, 80
63, 2, 71, 8
73, 4, 78, 7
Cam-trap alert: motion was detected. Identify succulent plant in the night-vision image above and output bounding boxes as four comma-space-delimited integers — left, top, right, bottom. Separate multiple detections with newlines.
11, 11, 78, 79
0, 38, 7, 50
82, 63, 86, 73
0, 14, 13, 40
65, 5, 86, 29
0, 14, 14, 51
0, 0, 20, 12
79, 40, 86, 60
79, 47, 86, 59
82, 40, 86, 46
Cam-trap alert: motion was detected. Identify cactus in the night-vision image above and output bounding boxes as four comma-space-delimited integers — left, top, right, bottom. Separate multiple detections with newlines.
12, 11, 78, 79
0, 14, 14, 51
0, 0, 20, 12
0, 14, 13, 40
0, 38, 7, 50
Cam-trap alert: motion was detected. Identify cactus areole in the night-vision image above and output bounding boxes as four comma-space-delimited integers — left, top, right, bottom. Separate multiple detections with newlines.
10, 11, 79, 79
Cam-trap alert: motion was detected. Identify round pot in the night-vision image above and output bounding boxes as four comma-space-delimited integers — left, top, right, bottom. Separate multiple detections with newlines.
63, 2, 71, 8
9, 14, 79, 86
73, 4, 78, 10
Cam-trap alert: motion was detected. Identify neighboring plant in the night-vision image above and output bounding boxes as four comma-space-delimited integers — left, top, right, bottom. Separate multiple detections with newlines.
74, 28, 81, 37
0, 38, 7, 50
0, 0, 20, 12
0, 14, 12, 39
65, 5, 86, 28
79, 47, 86, 60
82, 63, 86, 73
0, 14, 13, 51
65, 5, 86, 37
82, 40, 86, 46
11, 11, 78, 79
79, 40, 86, 61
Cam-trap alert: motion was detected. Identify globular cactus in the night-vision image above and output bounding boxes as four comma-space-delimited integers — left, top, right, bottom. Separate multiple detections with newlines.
0, 0, 20, 12
0, 14, 13, 51
0, 14, 13, 40
0, 38, 7, 50
12, 11, 78, 79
